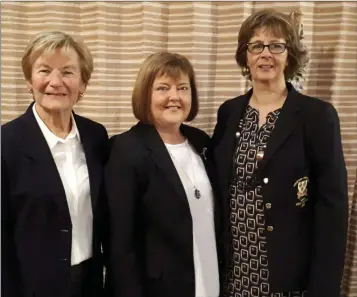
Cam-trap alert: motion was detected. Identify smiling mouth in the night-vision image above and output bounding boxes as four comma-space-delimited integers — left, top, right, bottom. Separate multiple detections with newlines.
259, 65, 273, 69
166, 106, 180, 109
45, 93, 67, 96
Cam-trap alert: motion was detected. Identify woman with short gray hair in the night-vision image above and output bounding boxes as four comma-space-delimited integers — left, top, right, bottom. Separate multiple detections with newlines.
2, 31, 109, 297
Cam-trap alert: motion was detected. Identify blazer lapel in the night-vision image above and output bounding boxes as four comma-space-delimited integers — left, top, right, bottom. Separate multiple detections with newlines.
75, 115, 101, 212
214, 92, 250, 200
134, 122, 188, 206
21, 104, 70, 216
256, 84, 301, 176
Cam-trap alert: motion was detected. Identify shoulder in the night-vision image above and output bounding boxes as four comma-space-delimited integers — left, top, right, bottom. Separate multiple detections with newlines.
297, 92, 340, 123
108, 127, 147, 161
105, 127, 152, 180
1, 114, 27, 148
218, 94, 246, 114
2, 114, 26, 136
215, 94, 249, 127
110, 129, 140, 149
295, 92, 343, 153
183, 124, 209, 138
182, 124, 210, 142
2, 114, 31, 166
74, 113, 108, 137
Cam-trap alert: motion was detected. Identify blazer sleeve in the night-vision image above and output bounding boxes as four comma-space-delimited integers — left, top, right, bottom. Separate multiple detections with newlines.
1, 156, 24, 297
104, 135, 146, 297
305, 103, 348, 297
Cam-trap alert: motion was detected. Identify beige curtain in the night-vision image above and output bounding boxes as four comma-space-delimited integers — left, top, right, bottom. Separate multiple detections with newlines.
1, 1, 357, 295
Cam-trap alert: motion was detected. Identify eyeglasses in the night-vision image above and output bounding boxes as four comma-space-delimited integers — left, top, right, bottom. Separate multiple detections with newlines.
247, 42, 287, 54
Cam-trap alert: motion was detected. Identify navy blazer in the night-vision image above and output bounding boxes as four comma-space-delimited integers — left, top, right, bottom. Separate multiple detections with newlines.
1, 103, 109, 297
211, 82, 348, 297
104, 122, 223, 297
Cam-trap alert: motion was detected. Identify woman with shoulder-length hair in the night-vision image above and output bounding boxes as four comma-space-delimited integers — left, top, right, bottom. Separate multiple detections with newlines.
105, 52, 223, 297
1, 31, 109, 297
212, 9, 348, 297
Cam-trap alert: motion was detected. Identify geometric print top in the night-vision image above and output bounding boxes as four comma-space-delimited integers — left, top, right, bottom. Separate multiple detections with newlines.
222, 105, 306, 297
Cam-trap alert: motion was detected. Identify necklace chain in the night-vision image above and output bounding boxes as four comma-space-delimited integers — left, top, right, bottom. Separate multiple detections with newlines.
168, 141, 202, 199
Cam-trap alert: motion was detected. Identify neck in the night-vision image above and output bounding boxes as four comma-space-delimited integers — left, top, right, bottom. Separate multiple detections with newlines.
156, 124, 185, 144
35, 104, 72, 139
251, 79, 287, 106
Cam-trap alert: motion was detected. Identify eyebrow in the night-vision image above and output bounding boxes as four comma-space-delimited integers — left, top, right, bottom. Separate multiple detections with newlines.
34, 63, 48, 69
154, 82, 190, 86
63, 65, 77, 70
250, 39, 283, 43
35, 63, 77, 70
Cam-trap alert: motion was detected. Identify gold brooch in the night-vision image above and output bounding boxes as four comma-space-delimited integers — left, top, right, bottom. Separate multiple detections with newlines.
294, 177, 309, 207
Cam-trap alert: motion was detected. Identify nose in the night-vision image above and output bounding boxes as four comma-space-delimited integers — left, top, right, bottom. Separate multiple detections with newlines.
261, 45, 272, 57
168, 87, 179, 99
47, 69, 63, 87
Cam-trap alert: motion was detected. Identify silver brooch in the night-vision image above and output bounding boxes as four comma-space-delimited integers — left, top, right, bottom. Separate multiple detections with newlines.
201, 147, 207, 160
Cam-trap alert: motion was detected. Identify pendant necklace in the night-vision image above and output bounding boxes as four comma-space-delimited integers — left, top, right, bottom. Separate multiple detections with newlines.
168, 141, 202, 199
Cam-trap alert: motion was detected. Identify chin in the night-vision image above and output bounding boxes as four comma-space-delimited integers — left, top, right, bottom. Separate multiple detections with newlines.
162, 118, 184, 126
256, 76, 279, 83
41, 102, 73, 113
167, 120, 184, 126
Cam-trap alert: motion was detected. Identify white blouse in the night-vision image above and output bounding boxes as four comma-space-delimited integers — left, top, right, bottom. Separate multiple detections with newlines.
33, 103, 93, 266
165, 140, 220, 297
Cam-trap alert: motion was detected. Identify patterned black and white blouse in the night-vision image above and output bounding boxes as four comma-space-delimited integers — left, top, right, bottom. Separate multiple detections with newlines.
222, 105, 306, 297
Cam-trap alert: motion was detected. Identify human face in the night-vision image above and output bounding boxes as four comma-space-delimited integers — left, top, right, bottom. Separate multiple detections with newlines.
150, 72, 191, 129
27, 47, 85, 113
247, 28, 288, 84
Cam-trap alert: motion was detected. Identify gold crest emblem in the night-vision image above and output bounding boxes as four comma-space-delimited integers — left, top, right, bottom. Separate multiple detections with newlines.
294, 177, 309, 207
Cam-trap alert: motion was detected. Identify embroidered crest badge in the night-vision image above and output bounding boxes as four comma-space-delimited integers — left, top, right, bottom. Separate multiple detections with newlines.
294, 176, 309, 207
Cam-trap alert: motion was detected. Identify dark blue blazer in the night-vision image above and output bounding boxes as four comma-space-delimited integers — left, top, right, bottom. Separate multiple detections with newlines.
1, 103, 109, 297
104, 122, 223, 297
211, 83, 348, 297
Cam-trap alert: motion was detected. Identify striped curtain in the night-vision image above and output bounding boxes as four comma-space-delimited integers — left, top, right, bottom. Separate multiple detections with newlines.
1, 1, 357, 295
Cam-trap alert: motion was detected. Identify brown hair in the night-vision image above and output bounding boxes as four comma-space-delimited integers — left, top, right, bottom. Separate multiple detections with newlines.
132, 52, 199, 124
22, 31, 93, 85
235, 9, 308, 81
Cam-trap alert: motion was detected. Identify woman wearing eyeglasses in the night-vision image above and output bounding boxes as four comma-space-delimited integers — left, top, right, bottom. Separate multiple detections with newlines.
212, 9, 348, 297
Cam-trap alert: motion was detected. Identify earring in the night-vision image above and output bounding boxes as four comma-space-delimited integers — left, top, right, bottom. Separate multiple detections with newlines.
243, 67, 250, 76
77, 92, 84, 102
28, 89, 33, 94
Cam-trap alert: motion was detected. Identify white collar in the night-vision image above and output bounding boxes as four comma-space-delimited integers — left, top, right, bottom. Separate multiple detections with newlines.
32, 103, 81, 149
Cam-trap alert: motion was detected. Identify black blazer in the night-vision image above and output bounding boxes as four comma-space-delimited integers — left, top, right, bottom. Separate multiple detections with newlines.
211, 82, 348, 297
104, 122, 222, 297
1, 103, 109, 297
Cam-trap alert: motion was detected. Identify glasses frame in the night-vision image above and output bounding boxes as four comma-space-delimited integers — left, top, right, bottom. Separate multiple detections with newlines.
247, 42, 288, 54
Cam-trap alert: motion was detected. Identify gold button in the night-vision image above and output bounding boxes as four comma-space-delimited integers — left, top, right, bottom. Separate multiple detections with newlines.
257, 150, 264, 161
265, 203, 272, 209
267, 226, 274, 232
